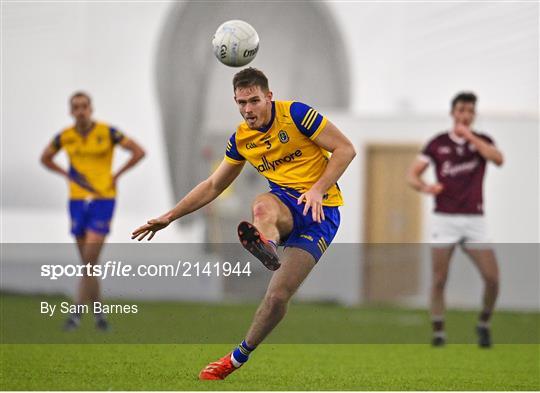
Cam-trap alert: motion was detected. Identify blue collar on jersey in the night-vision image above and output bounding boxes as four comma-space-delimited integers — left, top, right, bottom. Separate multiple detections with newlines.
257, 101, 276, 133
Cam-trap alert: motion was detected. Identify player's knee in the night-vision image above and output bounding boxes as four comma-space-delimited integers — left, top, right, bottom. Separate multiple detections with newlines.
432, 275, 447, 291
252, 196, 278, 222
264, 289, 290, 311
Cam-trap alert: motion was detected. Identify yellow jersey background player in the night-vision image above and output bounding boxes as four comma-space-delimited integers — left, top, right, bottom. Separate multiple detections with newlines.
132, 68, 356, 379
41, 91, 145, 330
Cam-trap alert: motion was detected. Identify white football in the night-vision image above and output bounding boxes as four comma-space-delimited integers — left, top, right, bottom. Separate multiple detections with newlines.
212, 20, 259, 67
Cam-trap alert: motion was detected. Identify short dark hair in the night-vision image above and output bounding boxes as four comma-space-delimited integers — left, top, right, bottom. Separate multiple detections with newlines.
70, 91, 92, 106
233, 67, 269, 92
451, 92, 476, 110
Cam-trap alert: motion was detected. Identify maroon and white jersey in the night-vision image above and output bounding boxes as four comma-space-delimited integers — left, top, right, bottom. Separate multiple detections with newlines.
420, 131, 495, 215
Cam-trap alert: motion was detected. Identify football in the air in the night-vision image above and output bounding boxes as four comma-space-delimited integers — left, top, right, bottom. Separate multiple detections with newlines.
212, 20, 259, 67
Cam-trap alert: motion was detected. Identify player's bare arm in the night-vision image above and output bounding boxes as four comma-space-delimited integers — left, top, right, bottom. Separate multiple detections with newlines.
297, 120, 356, 223
40, 145, 69, 179
406, 158, 443, 195
131, 159, 245, 241
454, 123, 504, 166
113, 138, 146, 184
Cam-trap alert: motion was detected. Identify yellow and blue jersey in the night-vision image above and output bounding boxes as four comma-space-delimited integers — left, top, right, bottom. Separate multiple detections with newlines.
50, 122, 126, 199
225, 101, 343, 207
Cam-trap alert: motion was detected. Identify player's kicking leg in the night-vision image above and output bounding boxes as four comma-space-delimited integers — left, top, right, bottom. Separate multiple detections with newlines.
199, 247, 316, 380
430, 246, 455, 346
199, 190, 338, 380
237, 193, 293, 271
463, 247, 499, 348
200, 193, 296, 380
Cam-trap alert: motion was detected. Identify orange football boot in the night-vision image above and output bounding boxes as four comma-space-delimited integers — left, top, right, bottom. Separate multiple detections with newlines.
199, 352, 240, 380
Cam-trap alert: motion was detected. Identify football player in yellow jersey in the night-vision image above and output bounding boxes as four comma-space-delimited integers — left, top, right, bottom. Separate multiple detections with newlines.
132, 68, 356, 379
41, 92, 145, 331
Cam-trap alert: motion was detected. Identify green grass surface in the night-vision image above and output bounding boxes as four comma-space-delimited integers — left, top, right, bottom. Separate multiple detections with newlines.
1, 293, 539, 390
2, 293, 538, 344
2, 344, 539, 390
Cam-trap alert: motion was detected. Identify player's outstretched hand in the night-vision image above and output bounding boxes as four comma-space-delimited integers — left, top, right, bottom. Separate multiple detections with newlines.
298, 189, 325, 224
131, 215, 171, 241
423, 183, 444, 195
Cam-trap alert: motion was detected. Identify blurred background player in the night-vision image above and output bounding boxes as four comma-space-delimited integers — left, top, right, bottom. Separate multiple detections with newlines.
407, 92, 504, 347
40, 91, 145, 331
132, 68, 356, 379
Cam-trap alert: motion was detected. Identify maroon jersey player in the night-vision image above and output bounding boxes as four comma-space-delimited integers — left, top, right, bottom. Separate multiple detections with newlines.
422, 131, 494, 215
407, 92, 504, 348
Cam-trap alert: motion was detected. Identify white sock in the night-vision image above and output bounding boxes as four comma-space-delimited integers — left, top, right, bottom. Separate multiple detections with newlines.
230, 353, 243, 368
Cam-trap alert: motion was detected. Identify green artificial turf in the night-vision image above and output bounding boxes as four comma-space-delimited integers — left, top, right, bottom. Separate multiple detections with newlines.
1, 293, 539, 390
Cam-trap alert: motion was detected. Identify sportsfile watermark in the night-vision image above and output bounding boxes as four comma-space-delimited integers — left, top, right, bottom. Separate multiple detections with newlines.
1, 243, 538, 344
40, 260, 252, 280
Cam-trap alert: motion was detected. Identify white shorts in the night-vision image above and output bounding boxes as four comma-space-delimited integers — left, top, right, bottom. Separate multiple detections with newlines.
430, 213, 491, 248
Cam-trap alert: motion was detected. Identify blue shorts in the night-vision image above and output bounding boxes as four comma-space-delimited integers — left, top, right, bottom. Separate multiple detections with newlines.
69, 199, 115, 237
270, 187, 340, 262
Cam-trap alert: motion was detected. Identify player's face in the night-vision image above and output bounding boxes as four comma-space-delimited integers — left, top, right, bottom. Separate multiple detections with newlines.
70, 96, 93, 125
234, 85, 273, 130
451, 101, 475, 126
